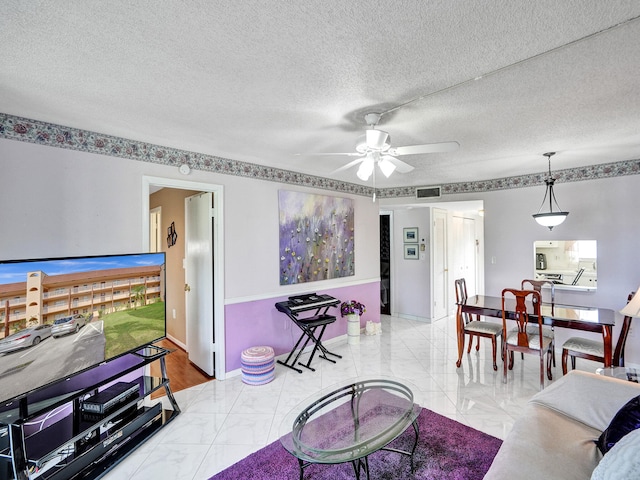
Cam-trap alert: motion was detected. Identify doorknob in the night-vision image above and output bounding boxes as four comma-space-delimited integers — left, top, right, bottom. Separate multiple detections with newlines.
184, 284, 191, 292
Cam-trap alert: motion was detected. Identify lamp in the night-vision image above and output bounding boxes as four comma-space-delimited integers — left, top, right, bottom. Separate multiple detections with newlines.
532, 152, 569, 230
620, 289, 640, 318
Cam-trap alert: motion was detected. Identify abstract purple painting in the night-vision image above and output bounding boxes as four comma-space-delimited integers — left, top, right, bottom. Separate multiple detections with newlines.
279, 191, 354, 285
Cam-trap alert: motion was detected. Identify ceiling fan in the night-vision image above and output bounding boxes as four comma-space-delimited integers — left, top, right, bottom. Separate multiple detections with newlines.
306, 113, 459, 181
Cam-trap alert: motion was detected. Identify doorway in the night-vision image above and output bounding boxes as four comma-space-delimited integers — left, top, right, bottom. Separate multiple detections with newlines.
380, 214, 391, 314
142, 176, 225, 380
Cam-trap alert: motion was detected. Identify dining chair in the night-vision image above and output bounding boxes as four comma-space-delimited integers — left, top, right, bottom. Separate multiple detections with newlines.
502, 288, 553, 390
455, 278, 503, 371
520, 279, 556, 367
561, 291, 635, 374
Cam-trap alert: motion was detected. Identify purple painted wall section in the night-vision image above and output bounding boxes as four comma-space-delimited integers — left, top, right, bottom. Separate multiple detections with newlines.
224, 281, 380, 372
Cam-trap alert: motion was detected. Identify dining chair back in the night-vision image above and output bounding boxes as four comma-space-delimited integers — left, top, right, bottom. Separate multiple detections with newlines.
521, 279, 555, 305
562, 291, 635, 374
502, 288, 553, 389
455, 278, 474, 324
455, 278, 503, 371
520, 279, 556, 366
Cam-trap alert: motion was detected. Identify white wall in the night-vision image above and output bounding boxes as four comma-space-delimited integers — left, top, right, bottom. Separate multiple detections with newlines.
392, 174, 640, 364
392, 208, 431, 320
0, 138, 380, 300
3, 137, 639, 365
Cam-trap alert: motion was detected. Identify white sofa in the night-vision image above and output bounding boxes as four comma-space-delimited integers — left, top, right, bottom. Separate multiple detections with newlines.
484, 370, 640, 480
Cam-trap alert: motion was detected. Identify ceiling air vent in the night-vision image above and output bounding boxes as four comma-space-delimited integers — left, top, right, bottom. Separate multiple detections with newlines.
415, 186, 441, 199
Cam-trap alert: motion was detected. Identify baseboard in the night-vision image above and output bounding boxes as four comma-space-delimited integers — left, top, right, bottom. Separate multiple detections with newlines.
166, 333, 186, 351
397, 313, 432, 323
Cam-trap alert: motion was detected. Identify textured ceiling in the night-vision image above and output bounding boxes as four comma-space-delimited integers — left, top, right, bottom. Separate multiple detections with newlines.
2, 1, 640, 188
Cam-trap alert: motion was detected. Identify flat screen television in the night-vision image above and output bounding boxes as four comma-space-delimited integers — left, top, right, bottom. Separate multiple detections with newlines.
0, 252, 166, 405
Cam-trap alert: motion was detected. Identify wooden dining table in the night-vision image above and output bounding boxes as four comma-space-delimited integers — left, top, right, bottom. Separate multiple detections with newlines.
456, 295, 616, 368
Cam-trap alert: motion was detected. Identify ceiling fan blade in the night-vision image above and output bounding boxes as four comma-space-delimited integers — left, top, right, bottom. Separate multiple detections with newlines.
388, 141, 460, 156
294, 152, 362, 157
384, 156, 414, 173
330, 157, 366, 174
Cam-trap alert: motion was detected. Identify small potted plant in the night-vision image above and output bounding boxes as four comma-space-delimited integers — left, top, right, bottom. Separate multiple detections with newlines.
340, 300, 366, 317
340, 300, 365, 345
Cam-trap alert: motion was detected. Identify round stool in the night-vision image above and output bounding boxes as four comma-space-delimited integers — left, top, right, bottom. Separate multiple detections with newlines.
241, 346, 275, 385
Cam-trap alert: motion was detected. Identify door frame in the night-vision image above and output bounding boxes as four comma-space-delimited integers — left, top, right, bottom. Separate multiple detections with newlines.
141, 176, 226, 379
379, 210, 394, 315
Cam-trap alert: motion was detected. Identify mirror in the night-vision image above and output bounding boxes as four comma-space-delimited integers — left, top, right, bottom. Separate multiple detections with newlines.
534, 240, 597, 290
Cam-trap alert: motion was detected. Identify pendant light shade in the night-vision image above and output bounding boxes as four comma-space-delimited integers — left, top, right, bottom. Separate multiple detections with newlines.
532, 152, 569, 230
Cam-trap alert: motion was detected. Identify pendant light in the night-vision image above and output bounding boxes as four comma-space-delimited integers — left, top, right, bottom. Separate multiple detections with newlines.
532, 152, 569, 230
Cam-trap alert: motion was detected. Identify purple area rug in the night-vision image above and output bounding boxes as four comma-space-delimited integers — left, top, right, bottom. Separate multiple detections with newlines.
209, 408, 502, 480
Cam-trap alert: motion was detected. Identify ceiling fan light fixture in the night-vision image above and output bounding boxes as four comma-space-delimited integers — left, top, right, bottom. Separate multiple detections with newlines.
356, 157, 374, 181
379, 156, 396, 177
365, 128, 390, 150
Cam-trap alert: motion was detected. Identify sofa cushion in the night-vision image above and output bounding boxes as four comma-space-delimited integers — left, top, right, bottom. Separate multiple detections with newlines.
529, 370, 640, 431
591, 428, 640, 479
596, 394, 640, 454
484, 403, 602, 480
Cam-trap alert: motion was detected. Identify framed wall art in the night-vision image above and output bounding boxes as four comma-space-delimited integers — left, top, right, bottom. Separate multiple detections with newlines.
404, 244, 419, 260
403, 227, 418, 243
278, 190, 355, 285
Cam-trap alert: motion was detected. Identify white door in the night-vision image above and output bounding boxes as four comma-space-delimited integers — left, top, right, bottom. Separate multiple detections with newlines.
185, 192, 215, 376
451, 216, 477, 294
149, 207, 162, 253
432, 208, 448, 319
462, 217, 477, 294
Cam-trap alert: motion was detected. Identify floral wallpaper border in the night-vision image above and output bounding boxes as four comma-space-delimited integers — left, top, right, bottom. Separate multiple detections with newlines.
1, 113, 639, 198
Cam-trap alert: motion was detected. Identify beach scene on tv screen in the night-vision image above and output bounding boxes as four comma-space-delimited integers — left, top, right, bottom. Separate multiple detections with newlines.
0, 253, 166, 402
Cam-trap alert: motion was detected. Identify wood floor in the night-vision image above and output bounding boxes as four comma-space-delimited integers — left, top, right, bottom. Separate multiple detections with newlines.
150, 338, 212, 397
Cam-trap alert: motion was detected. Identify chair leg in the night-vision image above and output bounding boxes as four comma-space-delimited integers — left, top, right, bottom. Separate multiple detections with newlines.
539, 353, 545, 390
491, 336, 497, 371
467, 334, 473, 353
561, 348, 569, 375
508, 351, 514, 370
503, 346, 508, 384
571, 355, 576, 370
551, 339, 556, 367
546, 347, 553, 381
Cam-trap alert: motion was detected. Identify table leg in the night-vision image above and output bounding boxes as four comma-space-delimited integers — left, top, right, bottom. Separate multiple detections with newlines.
603, 325, 613, 368
409, 418, 419, 473
456, 305, 464, 368
350, 456, 369, 480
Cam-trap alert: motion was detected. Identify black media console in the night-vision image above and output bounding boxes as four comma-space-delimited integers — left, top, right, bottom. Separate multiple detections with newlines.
0, 345, 180, 480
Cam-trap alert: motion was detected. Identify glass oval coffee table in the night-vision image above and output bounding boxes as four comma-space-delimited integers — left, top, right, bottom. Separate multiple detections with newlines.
279, 377, 421, 480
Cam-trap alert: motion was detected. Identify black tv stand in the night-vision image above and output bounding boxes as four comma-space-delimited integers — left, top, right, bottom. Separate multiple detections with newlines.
0, 345, 180, 480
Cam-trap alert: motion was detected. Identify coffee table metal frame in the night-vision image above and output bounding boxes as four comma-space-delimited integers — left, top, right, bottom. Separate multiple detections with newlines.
281, 378, 420, 480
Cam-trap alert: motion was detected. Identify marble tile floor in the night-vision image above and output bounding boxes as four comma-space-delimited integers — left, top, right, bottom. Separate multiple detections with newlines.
103, 313, 603, 480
